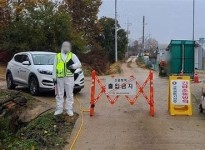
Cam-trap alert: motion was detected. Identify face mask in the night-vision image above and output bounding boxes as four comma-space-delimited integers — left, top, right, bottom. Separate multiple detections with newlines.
61, 42, 71, 53
63, 48, 70, 53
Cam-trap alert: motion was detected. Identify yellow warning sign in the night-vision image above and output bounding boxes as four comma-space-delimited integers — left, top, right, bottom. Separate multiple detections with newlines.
168, 76, 192, 116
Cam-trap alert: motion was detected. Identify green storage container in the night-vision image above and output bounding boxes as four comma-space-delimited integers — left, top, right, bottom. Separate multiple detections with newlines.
167, 40, 195, 76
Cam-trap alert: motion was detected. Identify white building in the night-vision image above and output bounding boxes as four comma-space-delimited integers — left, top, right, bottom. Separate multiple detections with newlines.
195, 38, 205, 70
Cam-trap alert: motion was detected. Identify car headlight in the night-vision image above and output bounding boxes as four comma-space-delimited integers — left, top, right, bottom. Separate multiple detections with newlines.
37, 69, 53, 75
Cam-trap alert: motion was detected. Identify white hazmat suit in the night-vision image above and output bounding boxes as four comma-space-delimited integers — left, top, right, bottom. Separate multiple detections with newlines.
53, 41, 81, 116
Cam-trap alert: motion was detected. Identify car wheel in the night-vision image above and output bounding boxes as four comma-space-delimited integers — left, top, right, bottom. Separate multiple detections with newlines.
6, 73, 16, 89
29, 77, 39, 96
73, 88, 81, 94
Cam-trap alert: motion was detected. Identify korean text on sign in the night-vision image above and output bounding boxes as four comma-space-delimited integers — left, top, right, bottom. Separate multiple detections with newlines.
171, 80, 190, 105
106, 77, 136, 95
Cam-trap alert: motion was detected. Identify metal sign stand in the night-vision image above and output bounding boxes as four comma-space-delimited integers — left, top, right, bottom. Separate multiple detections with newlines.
90, 70, 154, 117
168, 76, 192, 116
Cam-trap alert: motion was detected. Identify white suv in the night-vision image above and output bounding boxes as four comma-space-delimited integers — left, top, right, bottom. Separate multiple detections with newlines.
6, 51, 84, 95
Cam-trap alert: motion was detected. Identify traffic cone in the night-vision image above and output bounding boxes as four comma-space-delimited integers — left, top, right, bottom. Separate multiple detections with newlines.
194, 72, 199, 83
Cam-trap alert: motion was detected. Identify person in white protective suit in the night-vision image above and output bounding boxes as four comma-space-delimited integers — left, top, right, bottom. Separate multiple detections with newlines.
53, 41, 81, 116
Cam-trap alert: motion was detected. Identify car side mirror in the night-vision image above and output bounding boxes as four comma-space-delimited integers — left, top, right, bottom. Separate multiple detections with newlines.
22, 61, 30, 65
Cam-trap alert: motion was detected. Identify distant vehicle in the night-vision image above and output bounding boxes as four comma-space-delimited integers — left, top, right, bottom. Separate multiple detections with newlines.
158, 60, 167, 76
157, 49, 169, 76
6, 51, 84, 95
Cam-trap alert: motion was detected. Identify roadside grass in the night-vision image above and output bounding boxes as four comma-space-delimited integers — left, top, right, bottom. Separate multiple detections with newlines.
18, 112, 78, 150
136, 57, 147, 69
106, 62, 122, 75
82, 63, 93, 76
83, 62, 122, 76
0, 63, 6, 78
0, 89, 79, 150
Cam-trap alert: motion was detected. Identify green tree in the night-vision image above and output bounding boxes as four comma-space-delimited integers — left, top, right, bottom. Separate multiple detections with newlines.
1, 1, 77, 53
64, 0, 102, 45
0, 0, 11, 47
117, 29, 128, 60
98, 17, 128, 62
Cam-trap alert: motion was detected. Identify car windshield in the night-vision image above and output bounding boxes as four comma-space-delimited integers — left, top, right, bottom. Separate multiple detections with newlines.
32, 54, 55, 65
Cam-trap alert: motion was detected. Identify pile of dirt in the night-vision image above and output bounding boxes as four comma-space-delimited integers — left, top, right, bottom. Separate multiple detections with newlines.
0, 89, 79, 150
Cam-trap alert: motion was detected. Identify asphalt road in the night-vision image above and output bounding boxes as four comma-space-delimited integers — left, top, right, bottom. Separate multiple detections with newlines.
67, 63, 205, 150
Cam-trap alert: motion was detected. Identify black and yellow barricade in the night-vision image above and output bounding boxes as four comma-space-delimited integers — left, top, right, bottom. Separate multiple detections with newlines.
168, 76, 192, 116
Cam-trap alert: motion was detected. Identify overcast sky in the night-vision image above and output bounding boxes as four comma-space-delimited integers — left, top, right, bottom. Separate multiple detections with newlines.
98, 0, 205, 45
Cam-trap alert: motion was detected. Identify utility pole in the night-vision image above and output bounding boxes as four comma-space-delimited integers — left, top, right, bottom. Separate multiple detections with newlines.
115, 0, 118, 62
192, 0, 195, 41
126, 21, 131, 57
142, 16, 145, 53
